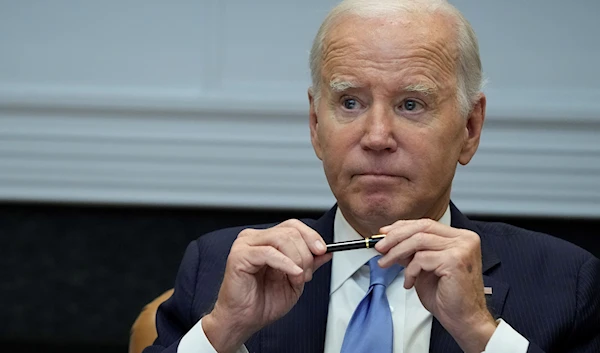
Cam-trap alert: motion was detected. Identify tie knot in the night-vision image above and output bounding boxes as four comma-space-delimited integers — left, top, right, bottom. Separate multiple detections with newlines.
368, 255, 402, 287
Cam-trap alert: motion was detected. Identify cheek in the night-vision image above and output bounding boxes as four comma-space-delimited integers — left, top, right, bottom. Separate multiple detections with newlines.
318, 126, 356, 179
403, 128, 456, 178
321, 137, 346, 171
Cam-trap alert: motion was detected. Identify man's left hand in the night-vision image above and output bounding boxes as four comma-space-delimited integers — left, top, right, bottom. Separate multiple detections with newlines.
374, 219, 497, 353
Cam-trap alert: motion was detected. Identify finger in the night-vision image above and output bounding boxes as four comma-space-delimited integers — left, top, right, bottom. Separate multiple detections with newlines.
376, 219, 434, 252
273, 232, 306, 279
245, 227, 301, 250
376, 219, 458, 253
237, 227, 257, 239
260, 239, 307, 287
403, 250, 442, 289
243, 245, 303, 277
278, 219, 327, 255
378, 232, 451, 267
283, 227, 315, 282
242, 227, 310, 281
313, 252, 333, 272
379, 218, 418, 233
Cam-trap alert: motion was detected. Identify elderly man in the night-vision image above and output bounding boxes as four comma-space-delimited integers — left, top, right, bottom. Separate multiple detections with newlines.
144, 0, 600, 352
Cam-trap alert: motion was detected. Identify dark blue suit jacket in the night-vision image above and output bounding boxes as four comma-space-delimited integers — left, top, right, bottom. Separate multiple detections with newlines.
144, 203, 600, 352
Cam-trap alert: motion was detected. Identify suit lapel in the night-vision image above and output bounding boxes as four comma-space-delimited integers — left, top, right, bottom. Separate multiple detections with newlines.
482, 275, 510, 320
246, 207, 336, 353
429, 202, 509, 353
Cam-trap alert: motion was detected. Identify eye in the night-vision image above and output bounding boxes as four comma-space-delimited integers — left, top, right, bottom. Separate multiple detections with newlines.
342, 98, 362, 110
401, 99, 423, 111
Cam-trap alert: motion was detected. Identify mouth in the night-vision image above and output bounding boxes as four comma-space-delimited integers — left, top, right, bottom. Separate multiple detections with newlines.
352, 168, 412, 183
356, 172, 400, 177
354, 173, 402, 180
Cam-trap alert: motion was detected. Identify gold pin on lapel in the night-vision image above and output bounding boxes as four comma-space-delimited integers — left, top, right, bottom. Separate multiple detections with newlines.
484, 287, 493, 295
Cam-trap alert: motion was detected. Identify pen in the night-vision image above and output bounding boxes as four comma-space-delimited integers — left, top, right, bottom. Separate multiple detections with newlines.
325, 234, 385, 253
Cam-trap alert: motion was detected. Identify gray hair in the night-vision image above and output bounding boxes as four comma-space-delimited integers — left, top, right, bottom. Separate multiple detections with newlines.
309, 0, 485, 117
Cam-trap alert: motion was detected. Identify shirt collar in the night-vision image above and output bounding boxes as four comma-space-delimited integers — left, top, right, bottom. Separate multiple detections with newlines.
330, 205, 451, 294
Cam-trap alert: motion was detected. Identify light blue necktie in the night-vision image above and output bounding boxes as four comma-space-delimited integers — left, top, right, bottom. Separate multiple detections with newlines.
340, 255, 403, 353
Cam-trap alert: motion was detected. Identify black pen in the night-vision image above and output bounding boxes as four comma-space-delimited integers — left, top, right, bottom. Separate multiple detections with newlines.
325, 234, 385, 253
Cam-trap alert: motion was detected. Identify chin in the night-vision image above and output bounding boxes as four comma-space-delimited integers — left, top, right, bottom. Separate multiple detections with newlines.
345, 193, 405, 231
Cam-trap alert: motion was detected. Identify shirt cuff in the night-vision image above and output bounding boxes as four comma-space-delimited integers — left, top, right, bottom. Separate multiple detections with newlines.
177, 318, 249, 353
482, 318, 529, 353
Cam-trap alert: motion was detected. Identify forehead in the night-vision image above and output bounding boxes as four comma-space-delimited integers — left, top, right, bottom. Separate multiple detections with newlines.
321, 12, 459, 91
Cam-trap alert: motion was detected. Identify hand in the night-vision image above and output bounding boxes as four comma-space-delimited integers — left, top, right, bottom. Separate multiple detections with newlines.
202, 219, 332, 353
374, 219, 497, 353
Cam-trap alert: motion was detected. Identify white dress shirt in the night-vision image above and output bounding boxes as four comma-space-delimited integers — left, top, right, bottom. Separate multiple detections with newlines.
178, 205, 529, 353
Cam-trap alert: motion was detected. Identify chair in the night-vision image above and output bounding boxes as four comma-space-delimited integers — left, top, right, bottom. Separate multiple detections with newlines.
129, 288, 174, 353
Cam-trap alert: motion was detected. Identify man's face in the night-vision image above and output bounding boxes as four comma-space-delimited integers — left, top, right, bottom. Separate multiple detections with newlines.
309, 13, 485, 236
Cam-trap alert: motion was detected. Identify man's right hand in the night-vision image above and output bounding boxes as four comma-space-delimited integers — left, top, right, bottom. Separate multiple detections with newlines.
201, 219, 332, 353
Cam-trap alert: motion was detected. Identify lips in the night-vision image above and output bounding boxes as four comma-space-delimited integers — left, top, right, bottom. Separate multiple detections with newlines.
354, 173, 403, 183
352, 170, 410, 183
356, 172, 400, 177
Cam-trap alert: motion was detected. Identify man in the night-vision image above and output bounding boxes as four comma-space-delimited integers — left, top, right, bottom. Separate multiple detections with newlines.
144, 0, 600, 352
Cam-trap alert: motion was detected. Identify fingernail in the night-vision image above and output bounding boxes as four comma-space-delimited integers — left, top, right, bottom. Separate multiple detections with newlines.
314, 241, 325, 252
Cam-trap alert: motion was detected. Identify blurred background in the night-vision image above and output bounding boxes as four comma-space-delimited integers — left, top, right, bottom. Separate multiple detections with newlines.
1, 0, 599, 352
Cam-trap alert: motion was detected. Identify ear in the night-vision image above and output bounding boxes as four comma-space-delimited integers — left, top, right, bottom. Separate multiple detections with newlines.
308, 89, 324, 161
458, 93, 486, 165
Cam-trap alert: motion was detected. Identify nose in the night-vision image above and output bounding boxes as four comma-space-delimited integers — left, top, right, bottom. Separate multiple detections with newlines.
359, 106, 398, 152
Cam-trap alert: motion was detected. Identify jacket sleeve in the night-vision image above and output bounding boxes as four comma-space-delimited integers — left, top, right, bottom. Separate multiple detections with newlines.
526, 255, 600, 353
142, 241, 201, 353
567, 255, 600, 353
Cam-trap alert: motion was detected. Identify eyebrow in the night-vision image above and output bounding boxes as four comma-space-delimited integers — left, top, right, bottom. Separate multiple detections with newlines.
403, 83, 438, 96
329, 79, 362, 93
328, 79, 439, 96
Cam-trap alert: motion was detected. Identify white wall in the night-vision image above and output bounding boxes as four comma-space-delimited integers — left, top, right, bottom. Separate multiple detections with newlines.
1, 0, 599, 217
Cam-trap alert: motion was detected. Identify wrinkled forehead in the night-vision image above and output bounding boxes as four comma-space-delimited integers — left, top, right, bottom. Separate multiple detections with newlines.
320, 12, 460, 87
